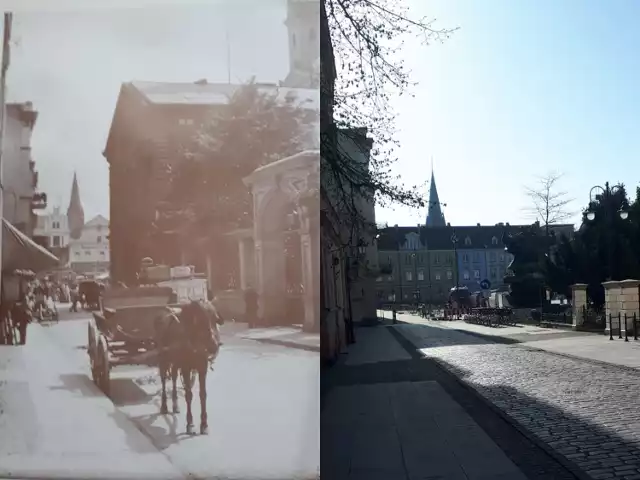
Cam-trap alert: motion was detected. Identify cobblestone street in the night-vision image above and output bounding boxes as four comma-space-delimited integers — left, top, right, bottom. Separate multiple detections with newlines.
395, 322, 640, 480
322, 327, 579, 480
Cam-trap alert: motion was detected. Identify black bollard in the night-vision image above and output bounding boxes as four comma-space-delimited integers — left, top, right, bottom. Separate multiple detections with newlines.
635, 313, 638, 341
625, 313, 629, 342
392, 309, 397, 324
617, 313, 623, 338
609, 314, 614, 340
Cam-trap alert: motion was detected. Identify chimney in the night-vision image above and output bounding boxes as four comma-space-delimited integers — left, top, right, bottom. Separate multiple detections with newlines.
477, 223, 481, 227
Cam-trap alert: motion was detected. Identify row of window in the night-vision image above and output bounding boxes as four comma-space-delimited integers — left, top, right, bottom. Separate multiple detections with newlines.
461, 252, 511, 263
389, 251, 513, 266
50, 235, 103, 247
378, 267, 504, 283
73, 250, 106, 257
398, 254, 454, 265
378, 270, 453, 282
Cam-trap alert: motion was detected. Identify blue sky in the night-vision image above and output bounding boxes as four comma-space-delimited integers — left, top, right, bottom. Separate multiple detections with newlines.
375, 0, 640, 228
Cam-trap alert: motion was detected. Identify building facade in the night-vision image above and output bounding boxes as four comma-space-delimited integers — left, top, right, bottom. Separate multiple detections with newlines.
376, 226, 457, 305
68, 215, 110, 274
33, 206, 71, 248
376, 166, 576, 305
2, 102, 46, 236
33, 175, 109, 275
104, 0, 319, 289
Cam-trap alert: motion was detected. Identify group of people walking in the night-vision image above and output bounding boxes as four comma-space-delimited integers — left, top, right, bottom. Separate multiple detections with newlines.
0, 277, 71, 345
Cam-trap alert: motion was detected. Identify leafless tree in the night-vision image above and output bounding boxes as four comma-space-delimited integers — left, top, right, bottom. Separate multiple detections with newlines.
524, 172, 574, 237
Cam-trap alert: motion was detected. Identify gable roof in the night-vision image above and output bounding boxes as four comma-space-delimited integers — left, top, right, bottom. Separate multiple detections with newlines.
84, 215, 109, 227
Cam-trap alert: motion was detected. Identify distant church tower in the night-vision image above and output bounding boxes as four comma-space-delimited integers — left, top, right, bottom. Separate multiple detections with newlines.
425, 169, 446, 227
67, 172, 85, 240
281, 0, 320, 89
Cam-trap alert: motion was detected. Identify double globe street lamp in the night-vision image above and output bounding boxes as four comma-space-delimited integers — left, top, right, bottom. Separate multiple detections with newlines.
585, 183, 629, 281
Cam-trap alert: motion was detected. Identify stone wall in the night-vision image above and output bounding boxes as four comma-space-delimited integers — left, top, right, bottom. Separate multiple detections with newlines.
619, 279, 640, 331
602, 279, 640, 333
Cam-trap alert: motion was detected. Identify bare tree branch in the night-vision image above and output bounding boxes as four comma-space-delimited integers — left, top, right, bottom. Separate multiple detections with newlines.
523, 172, 575, 236
322, 0, 457, 250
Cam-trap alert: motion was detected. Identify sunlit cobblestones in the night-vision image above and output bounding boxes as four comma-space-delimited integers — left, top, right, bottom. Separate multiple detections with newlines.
396, 324, 640, 480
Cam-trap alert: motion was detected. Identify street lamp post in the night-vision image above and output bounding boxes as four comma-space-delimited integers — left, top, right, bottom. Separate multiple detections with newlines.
586, 183, 629, 281
411, 252, 418, 307
451, 231, 459, 289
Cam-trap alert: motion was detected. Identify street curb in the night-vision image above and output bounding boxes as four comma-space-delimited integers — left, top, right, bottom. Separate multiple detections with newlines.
444, 324, 640, 376
388, 325, 591, 480
396, 319, 640, 376
250, 337, 320, 353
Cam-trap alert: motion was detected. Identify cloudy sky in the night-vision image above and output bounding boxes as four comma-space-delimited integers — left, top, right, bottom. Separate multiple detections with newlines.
5, 0, 290, 219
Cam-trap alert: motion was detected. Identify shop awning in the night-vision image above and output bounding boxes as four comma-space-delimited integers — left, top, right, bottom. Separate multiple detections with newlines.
2, 218, 60, 273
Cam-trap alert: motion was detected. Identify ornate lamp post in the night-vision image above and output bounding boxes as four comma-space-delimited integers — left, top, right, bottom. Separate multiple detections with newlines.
585, 183, 629, 281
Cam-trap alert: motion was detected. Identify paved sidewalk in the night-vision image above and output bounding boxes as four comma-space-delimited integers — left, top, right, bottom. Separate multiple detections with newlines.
240, 326, 320, 352
323, 380, 528, 480
320, 325, 574, 480
395, 311, 640, 371
0, 324, 183, 480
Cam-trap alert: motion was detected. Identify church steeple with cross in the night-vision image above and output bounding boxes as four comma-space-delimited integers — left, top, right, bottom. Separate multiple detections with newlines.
67, 171, 85, 240
425, 161, 446, 227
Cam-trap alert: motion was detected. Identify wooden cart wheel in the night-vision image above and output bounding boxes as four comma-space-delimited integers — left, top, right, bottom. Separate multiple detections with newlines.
97, 336, 110, 396
88, 322, 98, 383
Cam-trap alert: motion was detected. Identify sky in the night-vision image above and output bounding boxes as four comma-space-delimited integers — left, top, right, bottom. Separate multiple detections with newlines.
374, 0, 640, 228
3, 0, 290, 220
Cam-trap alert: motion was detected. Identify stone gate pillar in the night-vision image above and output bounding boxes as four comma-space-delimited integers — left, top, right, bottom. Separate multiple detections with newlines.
619, 279, 640, 331
602, 280, 622, 334
255, 238, 286, 325
571, 283, 588, 330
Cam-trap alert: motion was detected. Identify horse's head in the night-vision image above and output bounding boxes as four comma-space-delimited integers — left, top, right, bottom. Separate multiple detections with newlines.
180, 301, 212, 334
180, 300, 221, 353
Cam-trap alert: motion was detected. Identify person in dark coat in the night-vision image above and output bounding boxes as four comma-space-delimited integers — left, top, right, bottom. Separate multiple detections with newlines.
244, 288, 259, 329
70, 285, 79, 312
11, 300, 32, 345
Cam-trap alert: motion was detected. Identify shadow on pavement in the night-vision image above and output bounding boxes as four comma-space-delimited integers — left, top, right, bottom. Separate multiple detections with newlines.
49, 373, 102, 398
110, 377, 155, 406
128, 411, 199, 450
388, 322, 640, 480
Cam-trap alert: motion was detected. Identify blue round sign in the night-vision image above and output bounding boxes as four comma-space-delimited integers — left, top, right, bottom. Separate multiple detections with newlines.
480, 279, 491, 290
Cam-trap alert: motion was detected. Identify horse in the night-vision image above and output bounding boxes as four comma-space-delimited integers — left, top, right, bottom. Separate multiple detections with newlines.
155, 300, 223, 435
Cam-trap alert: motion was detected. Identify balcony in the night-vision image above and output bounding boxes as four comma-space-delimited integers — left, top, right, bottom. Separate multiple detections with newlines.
31, 192, 47, 210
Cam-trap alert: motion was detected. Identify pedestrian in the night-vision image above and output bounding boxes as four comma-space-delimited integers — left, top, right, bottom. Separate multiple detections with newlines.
244, 288, 259, 329
70, 286, 79, 313
11, 300, 32, 345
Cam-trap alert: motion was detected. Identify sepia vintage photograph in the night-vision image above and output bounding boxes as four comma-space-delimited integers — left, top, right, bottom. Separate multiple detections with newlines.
9, 0, 640, 479
0, 0, 319, 479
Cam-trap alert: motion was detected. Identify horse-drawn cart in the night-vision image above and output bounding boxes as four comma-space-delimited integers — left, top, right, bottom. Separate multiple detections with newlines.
87, 286, 177, 395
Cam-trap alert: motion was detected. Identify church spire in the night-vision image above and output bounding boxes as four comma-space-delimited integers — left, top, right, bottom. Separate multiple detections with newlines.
67, 171, 85, 240
425, 165, 446, 227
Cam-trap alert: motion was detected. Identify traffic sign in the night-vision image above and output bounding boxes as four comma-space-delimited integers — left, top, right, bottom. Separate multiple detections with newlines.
480, 279, 491, 290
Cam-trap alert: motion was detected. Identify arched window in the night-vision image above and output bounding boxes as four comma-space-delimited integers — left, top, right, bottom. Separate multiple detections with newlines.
491, 236, 498, 245
464, 236, 472, 246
